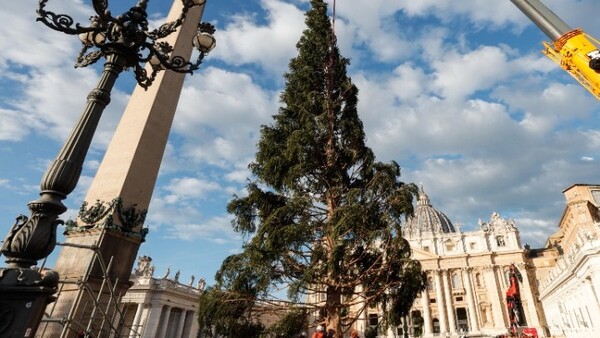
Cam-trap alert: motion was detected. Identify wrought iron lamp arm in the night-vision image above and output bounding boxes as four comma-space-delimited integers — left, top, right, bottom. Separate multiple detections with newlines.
35, 0, 214, 89
37, 0, 110, 35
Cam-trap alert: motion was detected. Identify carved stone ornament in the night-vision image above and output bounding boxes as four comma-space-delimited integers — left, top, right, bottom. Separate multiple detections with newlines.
133, 255, 155, 277
64, 197, 149, 240
479, 212, 516, 232
197, 277, 206, 291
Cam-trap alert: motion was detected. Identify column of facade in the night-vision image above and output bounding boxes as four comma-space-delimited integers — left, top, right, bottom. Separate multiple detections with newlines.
361, 284, 369, 334
462, 268, 479, 333
516, 263, 541, 328
158, 306, 173, 338
142, 304, 164, 337
496, 266, 511, 326
129, 303, 144, 338
421, 288, 433, 336
434, 269, 448, 335
442, 270, 457, 334
486, 266, 506, 329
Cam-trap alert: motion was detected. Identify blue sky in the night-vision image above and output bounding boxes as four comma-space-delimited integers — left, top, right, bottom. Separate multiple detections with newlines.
1, 0, 600, 287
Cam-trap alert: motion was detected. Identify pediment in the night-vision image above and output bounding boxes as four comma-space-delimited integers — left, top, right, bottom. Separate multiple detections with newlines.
411, 246, 439, 260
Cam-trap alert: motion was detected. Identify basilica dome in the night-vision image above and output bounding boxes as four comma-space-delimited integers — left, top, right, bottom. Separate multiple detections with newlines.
402, 186, 456, 236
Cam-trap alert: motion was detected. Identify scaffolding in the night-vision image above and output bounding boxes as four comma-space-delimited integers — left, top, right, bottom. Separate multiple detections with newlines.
37, 241, 141, 338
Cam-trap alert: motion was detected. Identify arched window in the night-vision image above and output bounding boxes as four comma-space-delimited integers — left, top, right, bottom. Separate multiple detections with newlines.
451, 272, 462, 289
496, 236, 506, 247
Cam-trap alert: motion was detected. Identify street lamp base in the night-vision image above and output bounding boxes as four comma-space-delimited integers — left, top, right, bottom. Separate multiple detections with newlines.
0, 281, 57, 337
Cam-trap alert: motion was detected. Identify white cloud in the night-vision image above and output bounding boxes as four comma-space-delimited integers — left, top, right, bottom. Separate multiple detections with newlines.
432, 46, 512, 100
0, 109, 36, 141
212, 0, 305, 75
165, 214, 240, 242
174, 66, 277, 167
163, 177, 222, 203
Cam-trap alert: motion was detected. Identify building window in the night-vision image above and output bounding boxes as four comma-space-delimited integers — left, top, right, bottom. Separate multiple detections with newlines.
469, 242, 477, 250
445, 242, 455, 251
496, 236, 506, 247
432, 318, 440, 334
456, 308, 469, 332
451, 272, 462, 289
430, 298, 436, 304
427, 277, 434, 290
423, 246, 430, 252
369, 313, 379, 327
455, 296, 463, 302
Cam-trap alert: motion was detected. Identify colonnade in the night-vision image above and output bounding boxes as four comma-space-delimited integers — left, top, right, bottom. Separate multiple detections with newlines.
126, 303, 198, 338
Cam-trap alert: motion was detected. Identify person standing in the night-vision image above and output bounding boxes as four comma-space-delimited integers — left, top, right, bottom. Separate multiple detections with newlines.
312, 325, 325, 338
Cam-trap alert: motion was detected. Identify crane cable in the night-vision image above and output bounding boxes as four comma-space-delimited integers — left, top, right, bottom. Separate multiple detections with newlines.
332, 0, 336, 33
325, 0, 337, 167
328, 0, 336, 95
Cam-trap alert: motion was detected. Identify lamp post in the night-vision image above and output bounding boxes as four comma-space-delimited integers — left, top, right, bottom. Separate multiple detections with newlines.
0, 1, 215, 336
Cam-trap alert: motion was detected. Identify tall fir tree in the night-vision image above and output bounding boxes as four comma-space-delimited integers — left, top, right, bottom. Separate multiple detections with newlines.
197, 0, 426, 336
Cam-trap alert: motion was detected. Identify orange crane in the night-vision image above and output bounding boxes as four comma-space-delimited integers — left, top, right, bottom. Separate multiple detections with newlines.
510, 0, 600, 99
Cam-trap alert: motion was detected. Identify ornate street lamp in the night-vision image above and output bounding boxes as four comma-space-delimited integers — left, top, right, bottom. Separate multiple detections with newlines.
0, 0, 215, 336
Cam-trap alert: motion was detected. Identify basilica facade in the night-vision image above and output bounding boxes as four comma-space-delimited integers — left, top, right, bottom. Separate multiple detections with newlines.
352, 187, 549, 338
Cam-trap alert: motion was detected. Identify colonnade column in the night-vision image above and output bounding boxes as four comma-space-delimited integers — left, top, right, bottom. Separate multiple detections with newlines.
158, 306, 172, 338
462, 267, 479, 333
421, 288, 433, 336
129, 303, 144, 338
175, 308, 187, 338
584, 277, 600, 326
142, 304, 164, 337
188, 311, 200, 338
434, 269, 448, 335
442, 270, 457, 334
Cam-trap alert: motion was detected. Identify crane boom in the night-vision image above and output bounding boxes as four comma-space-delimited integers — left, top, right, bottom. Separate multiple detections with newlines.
510, 0, 600, 100
510, 0, 570, 40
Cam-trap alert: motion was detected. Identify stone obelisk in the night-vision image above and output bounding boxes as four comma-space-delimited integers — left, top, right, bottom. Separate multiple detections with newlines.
38, 2, 208, 337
